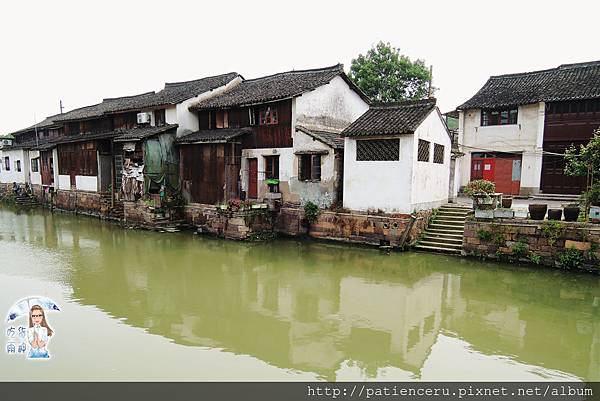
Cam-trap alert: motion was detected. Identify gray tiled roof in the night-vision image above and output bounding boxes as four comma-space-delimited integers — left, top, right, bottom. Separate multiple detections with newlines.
48, 73, 240, 122
190, 64, 369, 110
176, 127, 252, 144
341, 99, 437, 137
296, 126, 344, 149
459, 60, 600, 110
10, 115, 62, 135
113, 124, 178, 142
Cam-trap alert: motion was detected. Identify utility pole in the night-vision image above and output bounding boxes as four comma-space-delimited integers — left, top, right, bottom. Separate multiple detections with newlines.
60, 100, 64, 114
428, 65, 433, 98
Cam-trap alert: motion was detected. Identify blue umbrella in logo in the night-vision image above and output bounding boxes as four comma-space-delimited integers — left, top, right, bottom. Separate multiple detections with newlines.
6, 296, 60, 322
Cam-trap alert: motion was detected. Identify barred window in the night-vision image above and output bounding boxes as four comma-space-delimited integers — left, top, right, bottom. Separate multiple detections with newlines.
356, 139, 399, 161
433, 143, 444, 164
418, 139, 430, 162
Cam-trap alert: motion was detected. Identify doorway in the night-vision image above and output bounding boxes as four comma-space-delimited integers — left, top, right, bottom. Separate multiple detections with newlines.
247, 158, 258, 199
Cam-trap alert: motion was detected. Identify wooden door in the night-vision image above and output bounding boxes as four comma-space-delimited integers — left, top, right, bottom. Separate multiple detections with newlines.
541, 141, 587, 194
40, 151, 54, 186
471, 159, 483, 180
482, 158, 494, 181
494, 158, 513, 194
248, 158, 258, 199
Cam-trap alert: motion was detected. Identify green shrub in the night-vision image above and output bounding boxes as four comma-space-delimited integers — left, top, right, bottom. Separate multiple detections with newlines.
558, 248, 585, 270
512, 240, 528, 258
303, 201, 321, 225
540, 220, 565, 246
493, 233, 506, 247
464, 180, 496, 196
477, 229, 493, 242
528, 253, 542, 265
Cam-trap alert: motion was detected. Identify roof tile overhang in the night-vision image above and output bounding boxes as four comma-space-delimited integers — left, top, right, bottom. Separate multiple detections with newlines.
113, 124, 178, 142
176, 127, 252, 145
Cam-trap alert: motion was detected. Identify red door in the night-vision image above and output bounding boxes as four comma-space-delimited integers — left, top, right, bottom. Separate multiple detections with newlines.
494, 158, 513, 194
248, 158, 258, 199
482, 158, 495, 181
471, 159, 483, 180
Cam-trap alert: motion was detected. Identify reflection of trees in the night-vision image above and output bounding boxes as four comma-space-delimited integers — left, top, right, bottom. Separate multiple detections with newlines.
6, 209, 600, 380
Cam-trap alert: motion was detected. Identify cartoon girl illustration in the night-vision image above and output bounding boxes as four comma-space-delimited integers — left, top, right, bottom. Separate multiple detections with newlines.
27, 305, 53, 358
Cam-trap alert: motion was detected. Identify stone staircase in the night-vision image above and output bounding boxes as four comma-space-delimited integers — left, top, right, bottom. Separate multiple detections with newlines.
414, 205, 472, 254
100, 193, 124, 221
531, 193, 580, 202
14, 193, 38, 207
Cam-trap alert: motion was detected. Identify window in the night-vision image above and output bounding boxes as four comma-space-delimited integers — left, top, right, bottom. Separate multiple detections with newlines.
259, 106, 278, 125
264, 155, 279, 193
15, 160, 21, 172
155, 109, 166, 126
356, 139, 399, 161
264, 156, 279, 179
298, 154, 322, 181
249, 108, 256, 126
417, 139, 430, 162
481, 108, 518, 126
31, 158, 39, 173
216, 110, 229, 129
4, 156, 9, 171
433, 144, 444, 164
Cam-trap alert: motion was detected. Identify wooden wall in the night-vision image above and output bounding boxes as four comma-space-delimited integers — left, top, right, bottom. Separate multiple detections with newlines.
57, 141, 98, 176
180, 143, 241, 204
198, 100, 293, 149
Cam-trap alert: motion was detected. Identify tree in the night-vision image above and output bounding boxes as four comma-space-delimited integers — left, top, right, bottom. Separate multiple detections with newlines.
349, 42, 432, 102
564, 128, 600, 178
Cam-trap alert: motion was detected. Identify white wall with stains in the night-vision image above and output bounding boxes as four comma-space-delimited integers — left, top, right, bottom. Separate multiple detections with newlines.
28, 150, 41, 185
295, 76, 369, 131
411, 110, 452, 210
343, 134, 415, 214
0, 148, 28, 184
458, 103, 544, 194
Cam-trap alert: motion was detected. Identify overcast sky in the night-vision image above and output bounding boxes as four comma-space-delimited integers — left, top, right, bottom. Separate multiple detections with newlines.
1, 0, 599, 133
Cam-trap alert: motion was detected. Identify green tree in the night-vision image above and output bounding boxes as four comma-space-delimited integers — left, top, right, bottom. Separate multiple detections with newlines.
349, 41, 432, 102
564, 128, 600, 178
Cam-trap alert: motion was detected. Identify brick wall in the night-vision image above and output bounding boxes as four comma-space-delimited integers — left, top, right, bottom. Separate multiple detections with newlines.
53, 190, 101, 215
274, 207, 432, 248
183, 203, 272, 240
464, 218, 600, 272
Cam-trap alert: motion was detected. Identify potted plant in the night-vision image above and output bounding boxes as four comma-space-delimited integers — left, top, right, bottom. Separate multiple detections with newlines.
464, 180, 496, 219
501, 196, 513, 208
563, 203, 580, 222
547, 208, 562, 220
265, 178, 280, 193
528, 204, 547, 220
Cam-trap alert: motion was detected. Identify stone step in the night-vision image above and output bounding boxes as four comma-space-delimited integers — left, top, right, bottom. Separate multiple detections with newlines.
437, 209, 471, 215
429, 223, 465, 231
422, 234, 463, 245
418, 239, 463, 249
413, 244, 461, 254
423, 229, 464, 238
433, 219, 465, 227
434, 214, 467, 221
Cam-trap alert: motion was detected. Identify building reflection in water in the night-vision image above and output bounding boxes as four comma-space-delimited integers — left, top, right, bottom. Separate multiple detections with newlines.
3, 209, 600, 380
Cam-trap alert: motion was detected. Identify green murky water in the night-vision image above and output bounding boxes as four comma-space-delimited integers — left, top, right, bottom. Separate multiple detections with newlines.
0, 208, 598, 381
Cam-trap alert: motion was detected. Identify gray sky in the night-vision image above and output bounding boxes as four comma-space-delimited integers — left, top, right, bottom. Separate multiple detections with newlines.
2, 0, 599, 133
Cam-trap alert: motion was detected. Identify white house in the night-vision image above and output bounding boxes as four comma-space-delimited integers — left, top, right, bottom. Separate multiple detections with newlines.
456, 60, 600, 196
186, 64, 370, 207
342, 99, 452, 214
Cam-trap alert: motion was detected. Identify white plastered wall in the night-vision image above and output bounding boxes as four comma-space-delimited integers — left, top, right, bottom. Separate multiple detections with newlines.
410, 110, 452, 211
343, 135, 415, 214
0, 148, 28, 184
289, 129, 337, 207
166, 77, 243, 137
28, 150, 41, 185
295, 76, 369, 131
240, 147, 295, 202
458, 103, 544, 195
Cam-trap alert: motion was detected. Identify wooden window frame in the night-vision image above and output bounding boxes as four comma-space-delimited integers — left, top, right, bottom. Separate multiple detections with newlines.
417, 139, 430, 162
216, 110, 229, 129
15, 160, 21, 172
259, 105, 278, 125
481, 108, 518, 126
4, 156, 9, 171
31, 157, 40, 173
298, 154, 322, 181
433, 143, 444, 164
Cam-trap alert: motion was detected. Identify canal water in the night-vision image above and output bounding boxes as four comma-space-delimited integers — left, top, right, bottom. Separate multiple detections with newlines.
0, 208, 598, 381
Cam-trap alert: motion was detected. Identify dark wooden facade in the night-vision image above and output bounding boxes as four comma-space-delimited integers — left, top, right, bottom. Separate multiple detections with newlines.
541, 99, 600, 194
198, 100, 293, 149
180, 143, 242, 204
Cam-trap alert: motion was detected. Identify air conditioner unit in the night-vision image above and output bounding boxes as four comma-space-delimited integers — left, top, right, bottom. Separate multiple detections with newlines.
137, 112, 151, 124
